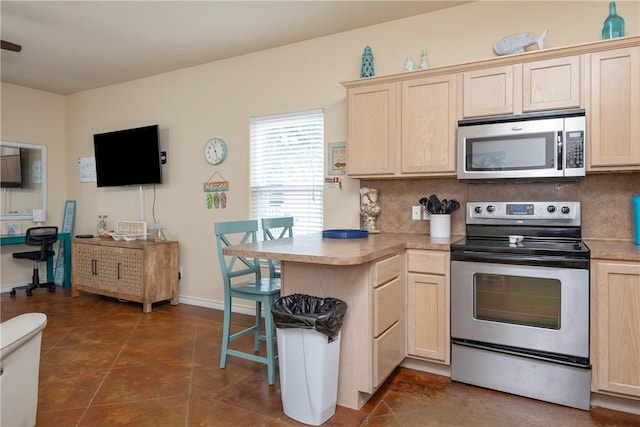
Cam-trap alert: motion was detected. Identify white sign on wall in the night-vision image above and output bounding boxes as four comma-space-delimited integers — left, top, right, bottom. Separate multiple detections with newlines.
78, 156, 96, 182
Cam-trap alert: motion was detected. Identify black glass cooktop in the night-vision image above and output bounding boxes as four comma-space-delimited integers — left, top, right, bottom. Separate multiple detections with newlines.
451, 236, 590, 258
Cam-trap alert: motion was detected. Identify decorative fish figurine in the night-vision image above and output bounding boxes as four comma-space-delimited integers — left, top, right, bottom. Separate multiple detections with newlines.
493, 29, 548, 55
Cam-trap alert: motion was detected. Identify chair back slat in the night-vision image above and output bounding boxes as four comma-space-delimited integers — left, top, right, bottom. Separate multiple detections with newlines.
261, 217, 294, 241
214, 220, 261, 285
261, 217, 293, 279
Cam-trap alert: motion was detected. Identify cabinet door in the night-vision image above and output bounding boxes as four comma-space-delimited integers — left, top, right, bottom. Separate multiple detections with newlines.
401, 75, 457, 175
523, 56, 582, 112
463, 65, 514, 117
589, 46, 640, 170
72, 243, 100, 288
93, 246, 118, 291
346, 83, 397, 175
592, 260, 640, 398
113, 247, 145, 296
407, 272, 449, 363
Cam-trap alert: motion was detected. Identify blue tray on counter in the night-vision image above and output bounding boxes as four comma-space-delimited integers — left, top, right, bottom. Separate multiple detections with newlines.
322, 229, 369, 239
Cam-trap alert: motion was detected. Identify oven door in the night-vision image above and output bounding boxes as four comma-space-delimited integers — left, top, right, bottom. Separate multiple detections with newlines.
451, 260, 589, 358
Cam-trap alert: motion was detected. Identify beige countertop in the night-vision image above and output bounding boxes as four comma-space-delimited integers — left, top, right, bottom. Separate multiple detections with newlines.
584, 239, 640, 262
223, 232, 462, 265
224, 233, 640, 265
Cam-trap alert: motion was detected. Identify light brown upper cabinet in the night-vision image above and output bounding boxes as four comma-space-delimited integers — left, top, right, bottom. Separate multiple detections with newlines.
343, 36, 639, 179
588, 46, 640, 171
346, 82, 397, 176
345, 74, 457, 178
462, 56, 582, 118
400, 75, 457, 175
462, 65, 516, 117
523, 56, 582, 112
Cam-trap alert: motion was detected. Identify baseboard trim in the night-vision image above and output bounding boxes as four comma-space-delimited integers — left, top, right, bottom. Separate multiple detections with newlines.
1, 282, 31, 293
0, 288, 259, 318
590, 392, 640, 415
178, 295, 257, 316
400, 357, 451, 377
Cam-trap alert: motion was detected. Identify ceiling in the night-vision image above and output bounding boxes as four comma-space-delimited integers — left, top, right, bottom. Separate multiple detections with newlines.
1, 1, 468, 95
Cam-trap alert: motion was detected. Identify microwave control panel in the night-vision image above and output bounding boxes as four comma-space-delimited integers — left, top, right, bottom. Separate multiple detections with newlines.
565, 130, 584, 169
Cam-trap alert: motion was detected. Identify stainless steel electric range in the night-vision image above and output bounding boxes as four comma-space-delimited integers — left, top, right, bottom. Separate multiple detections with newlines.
450, 201, 591, 410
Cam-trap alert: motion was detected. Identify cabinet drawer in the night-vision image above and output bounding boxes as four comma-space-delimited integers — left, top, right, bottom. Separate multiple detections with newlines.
373, 321, 403, 387
407, 250, 447, 274
374, 277, 401, 336
372, 254, 400, 287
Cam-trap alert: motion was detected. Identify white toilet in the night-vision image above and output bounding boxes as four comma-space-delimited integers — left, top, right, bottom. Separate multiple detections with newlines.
1, 312, 48, 427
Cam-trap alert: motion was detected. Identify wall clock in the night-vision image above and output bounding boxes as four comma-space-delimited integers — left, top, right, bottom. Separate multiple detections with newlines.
204, 137, 228, 165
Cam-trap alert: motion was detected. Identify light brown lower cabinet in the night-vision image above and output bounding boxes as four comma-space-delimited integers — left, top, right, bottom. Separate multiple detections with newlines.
372, 255, 404, 386
72, 238, 179, 313
406, 249, 450, 364
591, 259, 640, 399
279, 253, 405, 410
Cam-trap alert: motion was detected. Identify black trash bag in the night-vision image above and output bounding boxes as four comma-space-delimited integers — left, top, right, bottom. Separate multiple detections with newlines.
271, 294, 348, 342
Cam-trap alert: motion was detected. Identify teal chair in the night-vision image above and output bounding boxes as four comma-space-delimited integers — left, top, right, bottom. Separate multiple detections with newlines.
261, 216, 294, 279
214, 220, 281, 384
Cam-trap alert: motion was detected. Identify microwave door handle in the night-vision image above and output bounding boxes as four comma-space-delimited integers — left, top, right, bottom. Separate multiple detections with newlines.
557, 131, 563, 171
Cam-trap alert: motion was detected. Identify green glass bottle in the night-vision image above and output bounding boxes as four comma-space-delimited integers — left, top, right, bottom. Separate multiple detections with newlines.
602, 1, 625, 39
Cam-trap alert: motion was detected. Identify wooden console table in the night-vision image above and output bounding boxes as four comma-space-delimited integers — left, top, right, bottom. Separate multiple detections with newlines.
71, 238, 179, 313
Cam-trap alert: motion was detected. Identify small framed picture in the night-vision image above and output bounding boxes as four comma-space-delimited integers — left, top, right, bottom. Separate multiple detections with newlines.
328, 142, 346, 175
6, 223, 22, 235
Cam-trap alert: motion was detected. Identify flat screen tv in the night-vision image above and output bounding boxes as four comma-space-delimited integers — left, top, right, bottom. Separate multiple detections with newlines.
0, 148, 23, 188
93, 124, 162, 187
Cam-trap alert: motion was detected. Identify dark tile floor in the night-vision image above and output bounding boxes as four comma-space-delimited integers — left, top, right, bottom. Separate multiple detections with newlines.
2, 288, 639, 426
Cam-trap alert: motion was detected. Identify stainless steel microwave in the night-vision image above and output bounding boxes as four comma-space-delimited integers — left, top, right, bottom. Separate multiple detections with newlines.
457, 109, 585, 181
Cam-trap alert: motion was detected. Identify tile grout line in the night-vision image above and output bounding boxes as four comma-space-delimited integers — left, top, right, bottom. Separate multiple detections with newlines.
74, 310, 144, 426
183, 318, 201, 427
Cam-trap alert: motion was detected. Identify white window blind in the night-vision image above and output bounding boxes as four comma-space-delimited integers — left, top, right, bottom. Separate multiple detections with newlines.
250, 109, 324, 235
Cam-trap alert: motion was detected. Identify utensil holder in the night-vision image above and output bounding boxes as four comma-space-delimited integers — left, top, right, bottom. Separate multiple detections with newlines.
430, 214, 451, 238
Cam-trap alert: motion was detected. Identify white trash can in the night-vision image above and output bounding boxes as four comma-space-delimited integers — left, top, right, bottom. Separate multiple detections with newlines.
271, 294, 347, 426
277, 328, 341, 425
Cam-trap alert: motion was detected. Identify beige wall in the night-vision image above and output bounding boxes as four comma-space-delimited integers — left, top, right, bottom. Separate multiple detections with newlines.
1, 1, 639, 304
0, 83, 66, 285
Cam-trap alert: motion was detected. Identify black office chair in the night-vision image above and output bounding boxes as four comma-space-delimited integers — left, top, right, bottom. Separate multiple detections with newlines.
10, 226, 59, 297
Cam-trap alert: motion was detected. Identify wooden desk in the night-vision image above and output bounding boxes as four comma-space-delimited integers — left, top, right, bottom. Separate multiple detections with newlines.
1, 232, 72, 288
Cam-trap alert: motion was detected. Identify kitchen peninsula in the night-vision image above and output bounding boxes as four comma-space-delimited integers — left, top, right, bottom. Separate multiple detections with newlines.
223, 232, 456, 410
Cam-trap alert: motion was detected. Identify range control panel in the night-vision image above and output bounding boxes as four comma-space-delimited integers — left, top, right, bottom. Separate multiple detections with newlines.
467, 201, 581, 225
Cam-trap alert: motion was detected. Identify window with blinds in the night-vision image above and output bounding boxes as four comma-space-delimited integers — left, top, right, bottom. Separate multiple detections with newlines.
250, 109, 324, 235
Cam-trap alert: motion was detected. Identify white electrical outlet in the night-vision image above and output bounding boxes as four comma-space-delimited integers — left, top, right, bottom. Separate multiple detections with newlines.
412, 206, 422, 220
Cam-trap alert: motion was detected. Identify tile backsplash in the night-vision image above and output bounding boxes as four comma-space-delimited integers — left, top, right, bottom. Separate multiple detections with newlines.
362, 173, 640, 240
